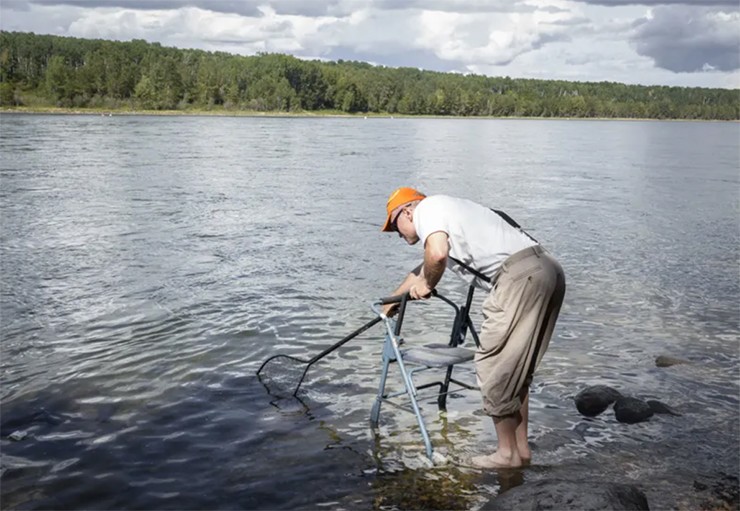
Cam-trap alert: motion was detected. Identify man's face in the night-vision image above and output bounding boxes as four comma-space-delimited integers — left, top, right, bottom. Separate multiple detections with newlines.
391, 204, 419, 245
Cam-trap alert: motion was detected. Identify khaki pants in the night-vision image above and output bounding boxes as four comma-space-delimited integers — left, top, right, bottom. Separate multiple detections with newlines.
475, 245, 566, 417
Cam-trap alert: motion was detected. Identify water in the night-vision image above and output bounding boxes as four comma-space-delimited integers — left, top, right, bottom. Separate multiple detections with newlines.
1, 114, 738, 510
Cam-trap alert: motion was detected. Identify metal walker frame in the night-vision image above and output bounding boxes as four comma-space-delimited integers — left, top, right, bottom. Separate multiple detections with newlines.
370, 285, 480, 461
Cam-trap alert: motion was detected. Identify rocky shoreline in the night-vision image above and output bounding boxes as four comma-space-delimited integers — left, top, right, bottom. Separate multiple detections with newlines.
485, 354, 738, 510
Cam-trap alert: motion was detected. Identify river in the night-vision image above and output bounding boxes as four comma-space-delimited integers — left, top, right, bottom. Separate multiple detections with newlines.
1, 113, 738, 509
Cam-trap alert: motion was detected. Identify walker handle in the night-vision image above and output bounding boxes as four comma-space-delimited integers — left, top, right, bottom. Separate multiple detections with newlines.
378, 293, 409, 305
378, 289, 439, 305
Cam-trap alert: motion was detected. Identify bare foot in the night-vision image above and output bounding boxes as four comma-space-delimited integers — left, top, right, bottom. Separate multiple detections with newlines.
518, 447, 532, 466
471, 451, 523, 469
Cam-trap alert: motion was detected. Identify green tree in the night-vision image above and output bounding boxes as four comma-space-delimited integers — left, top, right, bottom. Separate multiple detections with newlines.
133, 74, 157, 109
44, 55, 70, 103
0, 81, 16, 105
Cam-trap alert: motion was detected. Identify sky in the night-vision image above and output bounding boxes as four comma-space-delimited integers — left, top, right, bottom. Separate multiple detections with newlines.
1, 0, 738, 89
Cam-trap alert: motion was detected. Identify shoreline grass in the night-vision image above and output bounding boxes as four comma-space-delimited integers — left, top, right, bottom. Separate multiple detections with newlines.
0, 105, 734, 122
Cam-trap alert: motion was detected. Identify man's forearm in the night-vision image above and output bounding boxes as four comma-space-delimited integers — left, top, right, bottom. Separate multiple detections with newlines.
419, 231, 449, 290
421, 252, 446, 289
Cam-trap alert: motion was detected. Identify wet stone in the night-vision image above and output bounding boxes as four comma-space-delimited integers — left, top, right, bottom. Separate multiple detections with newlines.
655, 355, 690, 367
574, 385, 623, 417
489, 479, 650, 510
8, 431, 28, 441
614, 397, 654, 424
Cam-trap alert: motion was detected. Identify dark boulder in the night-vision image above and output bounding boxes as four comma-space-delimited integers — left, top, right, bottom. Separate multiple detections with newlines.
646, 400, 681, 416
655, 355, 690, 367
574, 385, 623, 417
489, 479, 650, 510
614, 397, 654, 423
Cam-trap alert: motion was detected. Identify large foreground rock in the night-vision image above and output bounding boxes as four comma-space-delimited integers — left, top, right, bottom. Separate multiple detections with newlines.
490, 479, 650, 510
614, 397, 654, 424
574, 385, 623, 417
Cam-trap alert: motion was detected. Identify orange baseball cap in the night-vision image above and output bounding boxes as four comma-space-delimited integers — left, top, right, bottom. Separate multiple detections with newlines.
381, 187, 426, 232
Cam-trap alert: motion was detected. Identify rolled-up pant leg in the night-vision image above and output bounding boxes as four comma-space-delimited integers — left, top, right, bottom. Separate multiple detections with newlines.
475, 250, 565, 417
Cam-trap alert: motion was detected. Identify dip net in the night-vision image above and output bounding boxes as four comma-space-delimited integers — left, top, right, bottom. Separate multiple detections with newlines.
256, 317, 382, 399
257, 354, 312, 398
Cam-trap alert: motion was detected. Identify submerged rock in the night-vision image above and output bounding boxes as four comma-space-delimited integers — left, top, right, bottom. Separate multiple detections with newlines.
0, 408, 63, 437
655, 355, 690, 367
574, 385, 623, 417
614, 397, 654, 423
490, 479, 650, 510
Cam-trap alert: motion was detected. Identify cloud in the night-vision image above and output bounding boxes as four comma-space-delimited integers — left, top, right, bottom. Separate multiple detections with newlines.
0, 0, 30, 10
15, 0, 532, 16
630, 6, 740, 72
574, 0, 737, 5
415, 6, 581, 68
63, 6, 310, 53
370, 0, 532, 13
5, 0, 338, 16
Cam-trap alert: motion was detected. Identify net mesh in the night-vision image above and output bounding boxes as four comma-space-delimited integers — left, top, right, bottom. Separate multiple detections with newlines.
257, 355, 311, 398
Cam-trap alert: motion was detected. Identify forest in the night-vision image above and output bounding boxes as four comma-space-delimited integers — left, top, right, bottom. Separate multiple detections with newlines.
1, 31, 738, 120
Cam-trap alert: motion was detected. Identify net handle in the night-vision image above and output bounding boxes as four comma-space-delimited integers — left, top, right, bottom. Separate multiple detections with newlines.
306, 316, 382, 365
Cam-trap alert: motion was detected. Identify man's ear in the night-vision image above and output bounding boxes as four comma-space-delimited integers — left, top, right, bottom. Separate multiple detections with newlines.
405, 204, 415, 220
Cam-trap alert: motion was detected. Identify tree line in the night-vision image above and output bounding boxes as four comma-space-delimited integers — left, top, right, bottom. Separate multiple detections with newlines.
1, 31, 737, 120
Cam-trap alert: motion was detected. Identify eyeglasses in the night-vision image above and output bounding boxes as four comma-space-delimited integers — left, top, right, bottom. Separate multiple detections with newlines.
390, 206, 405, 232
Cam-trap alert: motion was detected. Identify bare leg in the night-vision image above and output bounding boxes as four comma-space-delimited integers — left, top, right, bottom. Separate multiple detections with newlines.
515, 391, 531, 464
471, 413, 523, 468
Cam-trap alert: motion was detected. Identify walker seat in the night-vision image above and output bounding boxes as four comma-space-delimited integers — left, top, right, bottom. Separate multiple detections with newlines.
402, 344, 474, 367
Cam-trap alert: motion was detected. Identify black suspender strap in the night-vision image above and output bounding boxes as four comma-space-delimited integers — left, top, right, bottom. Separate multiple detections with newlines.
448, 256, 492, 283
447, 208, 537, 283
491, 208, 538, 243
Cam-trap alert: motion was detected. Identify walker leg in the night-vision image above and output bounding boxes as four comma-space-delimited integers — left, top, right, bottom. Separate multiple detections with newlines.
370, 337, 393, 427
406, 376, 434, 461
399, 365, 434, 461
438, 365, 453, 411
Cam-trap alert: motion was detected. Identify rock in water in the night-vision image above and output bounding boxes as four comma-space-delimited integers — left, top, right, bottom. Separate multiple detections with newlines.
8, 430, 27, 441
614, 397, 654, 423
655, 355, 689, 367
647, 400, 681, 416
574, 385, 624, 417
490, 479, 650, 510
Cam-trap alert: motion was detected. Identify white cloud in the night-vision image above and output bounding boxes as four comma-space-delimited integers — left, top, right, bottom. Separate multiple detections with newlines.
631, 6, 740, 72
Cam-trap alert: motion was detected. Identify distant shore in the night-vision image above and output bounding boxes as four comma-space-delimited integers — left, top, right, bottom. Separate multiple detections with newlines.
0, 106, 355, 118
0, 106, 733, 122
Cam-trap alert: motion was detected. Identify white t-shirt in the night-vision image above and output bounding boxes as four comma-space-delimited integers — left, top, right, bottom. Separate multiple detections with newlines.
413, 195, 538, 291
